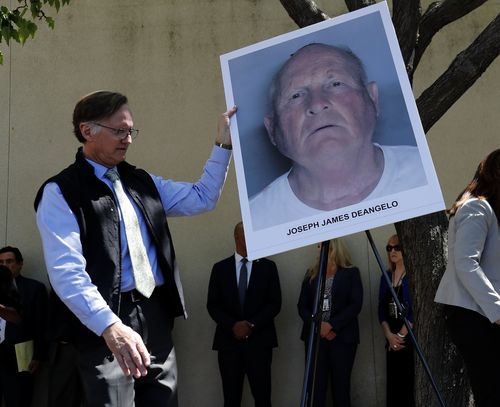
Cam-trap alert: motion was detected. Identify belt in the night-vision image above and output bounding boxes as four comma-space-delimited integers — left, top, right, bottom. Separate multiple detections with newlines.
120, 289, 146, 303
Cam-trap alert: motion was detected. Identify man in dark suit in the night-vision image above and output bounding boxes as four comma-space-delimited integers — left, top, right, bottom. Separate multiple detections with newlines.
207, 222, 281, 407
0, 246, 48, 407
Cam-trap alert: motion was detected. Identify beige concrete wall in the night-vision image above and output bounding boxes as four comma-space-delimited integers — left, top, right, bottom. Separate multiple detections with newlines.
0, 43, 9, 247
0, 1, 498, 406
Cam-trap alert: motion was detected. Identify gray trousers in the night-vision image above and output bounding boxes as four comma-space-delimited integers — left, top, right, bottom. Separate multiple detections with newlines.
77, 290, 178, 407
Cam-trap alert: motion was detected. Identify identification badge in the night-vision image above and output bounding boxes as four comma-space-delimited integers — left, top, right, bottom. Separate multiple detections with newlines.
388, 301, 398, 318
322, 297, 331, 312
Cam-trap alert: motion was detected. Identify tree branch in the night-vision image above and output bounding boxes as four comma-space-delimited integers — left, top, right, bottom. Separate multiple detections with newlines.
392, 0, 421, 76
344, 0, 376, 12
277, 0, 329, 28
414, 0, 489, 70
417, 13, 500, 132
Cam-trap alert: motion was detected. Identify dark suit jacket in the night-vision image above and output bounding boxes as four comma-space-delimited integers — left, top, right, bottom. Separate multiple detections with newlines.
298, 266, 363, 344
1, 275, 48, 362
207, 256, 281, 351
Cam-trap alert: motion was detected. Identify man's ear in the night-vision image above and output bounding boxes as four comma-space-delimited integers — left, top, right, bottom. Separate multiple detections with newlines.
80, 122, 94, 141
264, 115, 277, 146
366, 81, 379, 116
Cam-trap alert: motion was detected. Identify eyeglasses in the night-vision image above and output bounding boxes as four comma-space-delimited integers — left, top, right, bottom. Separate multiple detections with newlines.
386, 244, 402, 252
91, 122, 139, 140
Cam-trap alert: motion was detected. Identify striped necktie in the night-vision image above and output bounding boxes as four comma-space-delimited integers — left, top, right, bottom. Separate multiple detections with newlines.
105, 168, 156, 298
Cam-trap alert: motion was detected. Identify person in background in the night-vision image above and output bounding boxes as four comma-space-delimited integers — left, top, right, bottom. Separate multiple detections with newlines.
378, 235, 415, 407
207, 222, 281, 407
298, 239, 363, 407
46, 313, 84, 407
0, 265, 20, 314
0, 246, 48, 407
435, 149, 500, 407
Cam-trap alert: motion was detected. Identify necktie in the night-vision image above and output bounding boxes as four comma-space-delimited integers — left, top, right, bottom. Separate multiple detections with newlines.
105, 168, 156, 298
239, 258, 248, 309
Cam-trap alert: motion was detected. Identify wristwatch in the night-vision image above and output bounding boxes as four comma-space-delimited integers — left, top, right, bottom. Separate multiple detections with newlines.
215, 141, 232, 150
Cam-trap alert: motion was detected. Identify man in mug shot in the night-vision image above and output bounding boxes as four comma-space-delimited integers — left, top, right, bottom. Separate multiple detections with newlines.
250, 43, 426, 230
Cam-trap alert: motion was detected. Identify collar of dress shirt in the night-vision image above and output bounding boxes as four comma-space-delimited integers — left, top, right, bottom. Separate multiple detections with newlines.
84, 157, 115, 181
234, 252, 250, 264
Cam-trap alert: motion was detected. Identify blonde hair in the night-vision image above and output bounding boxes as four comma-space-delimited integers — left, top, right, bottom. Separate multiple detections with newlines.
306, 238, 353, 281
386, 234, 401, 272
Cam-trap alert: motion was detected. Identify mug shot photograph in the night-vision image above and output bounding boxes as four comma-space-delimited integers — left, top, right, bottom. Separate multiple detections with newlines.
221, 2, 445, 259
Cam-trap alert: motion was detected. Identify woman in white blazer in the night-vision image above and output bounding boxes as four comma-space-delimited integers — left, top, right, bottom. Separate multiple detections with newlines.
435, 149, 500, 407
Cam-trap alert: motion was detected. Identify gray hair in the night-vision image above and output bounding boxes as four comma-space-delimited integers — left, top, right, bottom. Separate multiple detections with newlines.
84, 122, 101, 136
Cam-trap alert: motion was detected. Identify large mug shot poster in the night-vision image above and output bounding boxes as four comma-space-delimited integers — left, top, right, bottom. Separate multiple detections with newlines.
221, 1, 445, 260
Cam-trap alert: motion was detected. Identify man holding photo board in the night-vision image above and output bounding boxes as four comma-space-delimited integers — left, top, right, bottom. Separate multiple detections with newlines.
250, 43, 426, 230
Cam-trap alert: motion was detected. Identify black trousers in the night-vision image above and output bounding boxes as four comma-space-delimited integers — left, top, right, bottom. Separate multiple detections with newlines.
0, 345, 34, 407
48, 342, 84, 407
77, 290, 178, 407
385, 342, 414, 407
307, 339, 357, 407
217, 346, 273, 407
445, 305, 500, 407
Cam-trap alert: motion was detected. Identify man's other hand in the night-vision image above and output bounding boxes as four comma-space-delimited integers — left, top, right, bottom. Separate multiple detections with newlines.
102, 321, 151, 378
28, 359, 41, 374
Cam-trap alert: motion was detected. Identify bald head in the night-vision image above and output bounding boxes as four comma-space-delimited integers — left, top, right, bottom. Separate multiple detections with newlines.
234, 222, 247, 257
269, 44, 368, 114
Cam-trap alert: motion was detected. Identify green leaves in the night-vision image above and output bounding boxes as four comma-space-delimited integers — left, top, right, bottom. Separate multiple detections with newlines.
46, 16, 55, 29
0, 0, 71, 64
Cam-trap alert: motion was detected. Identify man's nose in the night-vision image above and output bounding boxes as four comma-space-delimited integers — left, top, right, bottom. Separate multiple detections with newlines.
306, 91, 330, 116
121, 133, 133, 144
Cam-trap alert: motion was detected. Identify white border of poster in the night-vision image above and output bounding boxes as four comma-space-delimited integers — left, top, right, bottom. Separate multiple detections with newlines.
221, 1, 444, 260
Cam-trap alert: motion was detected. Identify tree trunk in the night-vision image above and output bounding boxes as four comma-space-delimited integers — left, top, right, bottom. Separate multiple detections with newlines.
396, 213, 473, 406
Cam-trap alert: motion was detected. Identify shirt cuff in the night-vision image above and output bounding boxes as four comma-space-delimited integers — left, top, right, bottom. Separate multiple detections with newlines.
88, 308, 121, 336
211, 145, 232, 162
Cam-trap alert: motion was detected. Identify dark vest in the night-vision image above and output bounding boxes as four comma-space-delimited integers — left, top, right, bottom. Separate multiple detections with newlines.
34, 149, 184, 345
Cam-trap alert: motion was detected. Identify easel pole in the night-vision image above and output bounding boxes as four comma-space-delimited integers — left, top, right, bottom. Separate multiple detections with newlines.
365, 230, 446, 407
300, 240, 330, 407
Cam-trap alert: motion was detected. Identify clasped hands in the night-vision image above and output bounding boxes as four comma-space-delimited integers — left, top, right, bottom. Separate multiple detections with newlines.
233, 320, 254, 340
320, 321, 337, 341
387, 332, 406, 351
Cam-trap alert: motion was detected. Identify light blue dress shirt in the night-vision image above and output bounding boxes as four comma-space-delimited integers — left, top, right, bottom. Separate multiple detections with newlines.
36, 146, 231, 336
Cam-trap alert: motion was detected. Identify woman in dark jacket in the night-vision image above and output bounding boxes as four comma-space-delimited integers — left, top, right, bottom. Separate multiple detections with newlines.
298, 239, 363, 407
378, 234, 414, 407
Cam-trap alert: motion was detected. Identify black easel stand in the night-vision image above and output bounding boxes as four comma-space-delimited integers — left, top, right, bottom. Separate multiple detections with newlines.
299, 233, 447, 407
365, 230, 446, 407
300, 240, 330, 407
